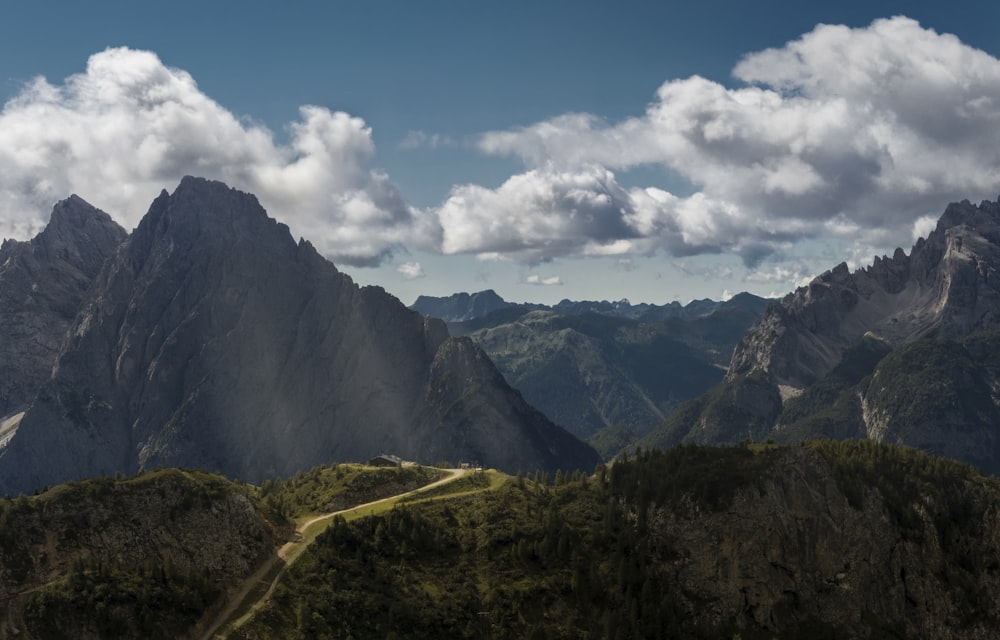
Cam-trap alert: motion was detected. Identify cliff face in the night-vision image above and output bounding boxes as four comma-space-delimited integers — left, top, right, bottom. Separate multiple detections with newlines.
0, 178, 597, 495
0, 197, 126, 421
643, 197, 1000, 473
730, 198, 1000, 390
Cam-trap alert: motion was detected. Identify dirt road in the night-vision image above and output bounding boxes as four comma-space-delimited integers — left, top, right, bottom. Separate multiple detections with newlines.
198, 467, 468, 640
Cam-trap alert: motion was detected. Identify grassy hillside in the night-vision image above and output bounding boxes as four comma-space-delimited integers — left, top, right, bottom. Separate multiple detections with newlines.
235, 442, 1000, 640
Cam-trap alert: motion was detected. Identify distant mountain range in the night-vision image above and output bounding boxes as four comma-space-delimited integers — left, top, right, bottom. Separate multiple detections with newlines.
640, 196, 1000, 475
411, 290, 771, 455
412, 289, 768, 323
0, 178, 598, 495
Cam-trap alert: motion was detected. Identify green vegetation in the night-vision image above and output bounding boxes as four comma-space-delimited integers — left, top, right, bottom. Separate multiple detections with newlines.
864, 337, 998, 435
639, 370, 782, 450
25, 559, 218, 640
237, 446, 806, 640
587, 423, 637, 460
258, 463, 443, 520
808, 440, 998, 546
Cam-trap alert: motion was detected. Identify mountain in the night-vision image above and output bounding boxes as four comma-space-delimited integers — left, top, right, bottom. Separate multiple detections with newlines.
0, 178, 598, 495
641, 196, 1000, 474
730, 198, 1000, 390
435, 295, 769, 452
0, 197, 126, 424
410, 289, 517, 322
410, 289, 771, 324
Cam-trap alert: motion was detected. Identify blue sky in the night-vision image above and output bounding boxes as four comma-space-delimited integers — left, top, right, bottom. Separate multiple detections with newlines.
2, 1, 1000, 305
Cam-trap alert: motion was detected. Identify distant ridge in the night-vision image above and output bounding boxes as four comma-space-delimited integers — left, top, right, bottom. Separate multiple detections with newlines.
411, 289, 516, 322
411, 289, 770, 323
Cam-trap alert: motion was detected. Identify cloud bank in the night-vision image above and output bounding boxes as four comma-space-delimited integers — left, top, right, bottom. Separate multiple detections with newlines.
447, 16, 1000, 264
0, 47, 427, 266
3, 18, 1000, 280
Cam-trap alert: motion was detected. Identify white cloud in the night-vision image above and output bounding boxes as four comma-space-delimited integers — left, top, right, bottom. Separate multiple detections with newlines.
524, 274, 563, 286
396, 261, 425, 279
0, 47, 428, 266
459, 17, 1000, 271
912, 214, 939, 243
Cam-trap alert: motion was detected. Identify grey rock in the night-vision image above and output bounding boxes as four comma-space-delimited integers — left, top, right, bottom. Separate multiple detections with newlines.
0, 196, 126, 419
730, 197, 1000, 390
0, 178, 597, 495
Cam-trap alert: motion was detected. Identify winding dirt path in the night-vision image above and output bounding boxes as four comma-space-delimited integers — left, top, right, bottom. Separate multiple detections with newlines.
198, 467, 468, 640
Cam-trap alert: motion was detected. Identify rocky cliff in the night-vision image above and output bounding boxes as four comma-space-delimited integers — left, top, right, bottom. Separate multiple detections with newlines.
0, 178, 597, 495
640, 197, 1000, 473
730, 197, 1000, 390
0, 197, 125, 422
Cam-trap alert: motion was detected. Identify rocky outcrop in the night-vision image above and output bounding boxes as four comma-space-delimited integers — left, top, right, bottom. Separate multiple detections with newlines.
730, 198, 1000, 390
0, 197, 126, 420
0, 178, 597, 495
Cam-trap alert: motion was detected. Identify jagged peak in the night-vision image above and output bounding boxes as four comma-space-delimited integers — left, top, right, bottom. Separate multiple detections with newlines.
130, 177, 296, 261
933, 196, 1000, 236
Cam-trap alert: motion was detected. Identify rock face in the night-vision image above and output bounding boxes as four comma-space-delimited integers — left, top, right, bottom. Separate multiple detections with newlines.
730, 198, 1000, 390
0, 178, 597, 495
642, 197, 1000, 474
0, 197, 126, 420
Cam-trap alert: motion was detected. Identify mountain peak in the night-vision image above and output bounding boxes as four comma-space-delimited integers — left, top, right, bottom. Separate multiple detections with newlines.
729, 194, 1000, 389
933, 196, 1000, 237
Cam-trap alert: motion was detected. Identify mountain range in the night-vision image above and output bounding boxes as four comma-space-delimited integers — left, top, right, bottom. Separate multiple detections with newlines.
641, 196, 1000, 474
412, 290, 770, 455
0, 178, 598, 496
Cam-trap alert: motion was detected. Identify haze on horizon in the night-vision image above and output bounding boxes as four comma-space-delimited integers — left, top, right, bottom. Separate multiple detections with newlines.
1, 2, 999, 306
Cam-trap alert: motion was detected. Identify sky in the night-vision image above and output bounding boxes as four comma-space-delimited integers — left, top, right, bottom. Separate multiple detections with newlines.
1, 1, 1000, 306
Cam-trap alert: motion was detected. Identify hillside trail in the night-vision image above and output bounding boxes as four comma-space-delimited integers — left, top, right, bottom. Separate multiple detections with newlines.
198, 467, 469, 640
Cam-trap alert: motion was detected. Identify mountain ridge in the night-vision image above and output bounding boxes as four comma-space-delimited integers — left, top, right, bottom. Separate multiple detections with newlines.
641, 195, 1000, 474
0, 177, 597, 495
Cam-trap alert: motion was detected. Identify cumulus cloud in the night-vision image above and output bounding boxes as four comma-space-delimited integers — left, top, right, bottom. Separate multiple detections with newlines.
396, 261, 425, 279
524, 274, 563, 286
0, 47, 429, 266
450, 17, 1000, 268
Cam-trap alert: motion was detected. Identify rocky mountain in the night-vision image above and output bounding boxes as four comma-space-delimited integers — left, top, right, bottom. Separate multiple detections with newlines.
641, 196, 1000, 474
429, 295, 769, 456
411, 289, 770, 324
410, 289, 517, 322
0, 178, 598, 496
0, 197, 126, 424
730, 197, 1000, 390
